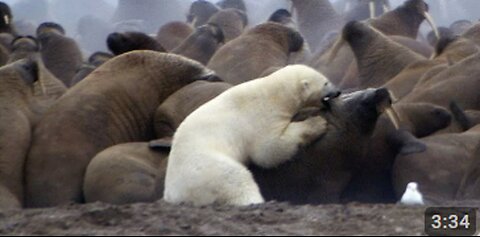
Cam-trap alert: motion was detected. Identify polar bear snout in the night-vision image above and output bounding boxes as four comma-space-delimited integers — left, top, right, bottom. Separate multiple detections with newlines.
302, 80, 341, 109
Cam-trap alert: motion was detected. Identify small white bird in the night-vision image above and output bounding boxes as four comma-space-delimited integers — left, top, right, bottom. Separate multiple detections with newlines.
400, 182, 424, 206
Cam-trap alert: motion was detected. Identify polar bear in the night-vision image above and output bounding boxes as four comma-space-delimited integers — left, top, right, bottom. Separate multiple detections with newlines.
163, 65, 340, 206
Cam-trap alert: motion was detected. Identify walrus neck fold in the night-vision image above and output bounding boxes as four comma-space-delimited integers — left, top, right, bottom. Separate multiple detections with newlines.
24, 51, 211, 208
370, 0, 430, 39
344, 22, 424, 87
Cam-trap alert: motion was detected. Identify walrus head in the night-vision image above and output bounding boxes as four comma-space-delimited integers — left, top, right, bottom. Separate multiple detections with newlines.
107, 31, 165, 55
187, 0, 219, 27
199, 23, 225, 44
268, 9, 294, 27
11, 36, 40, 52
326, 88, 400, 133
0, 2, 12, 26
251, 87, 401, 204
36, 22, 65, 36
400, 0, 439, 38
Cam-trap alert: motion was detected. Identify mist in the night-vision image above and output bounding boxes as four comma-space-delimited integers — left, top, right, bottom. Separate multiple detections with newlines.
5, 0, 479, 56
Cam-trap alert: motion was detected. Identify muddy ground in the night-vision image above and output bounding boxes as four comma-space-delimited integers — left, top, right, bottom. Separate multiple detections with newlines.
1, 200, 479, 235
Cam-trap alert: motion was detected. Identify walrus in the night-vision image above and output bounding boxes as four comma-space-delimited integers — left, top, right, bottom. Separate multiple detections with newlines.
341, 102, 451, 203
0, 38, 9, 66
402, 52, 480, 111
187, 0, 220, 28
0, 32, 13, 50
456, 144, 480, 200
384, 34, 479, 100
268, 9, 295, 28
69, 63, 96, 88
267, 9, 312, 64
0, 59, 39, 209
368, 0, 439, 39
0, 2, 16, 35
156, 21, 194, 52
310, 0, 439, 86
70, 51, 114, 87
84, 81, 232, 205
207, 8, 248, 42
461, 22, 480, 46
171, 23, 224, 65
24, 51, 218, 208
250, 88, 406, 204
107, 31, 166, 56
8, 36, 40, 63
83, 142, 169, 205
393, 125, 480, 204
338, 21, 425, 89
426, 27, 454, 47
154, 80, 232, 140
87, 51, 113, 66
450, 19, 473, 36
36, 22, 83, 87
8, 36, 67, 116
207, 22, 304, 85
164, 65, 339, 206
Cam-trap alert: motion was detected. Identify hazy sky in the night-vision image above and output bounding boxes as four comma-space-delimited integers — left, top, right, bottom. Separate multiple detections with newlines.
1, 0, 117, 6
4, 0, 478, 55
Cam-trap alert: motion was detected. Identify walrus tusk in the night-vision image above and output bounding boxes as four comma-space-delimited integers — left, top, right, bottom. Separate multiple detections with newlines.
289, 2, 295, 17
385, 106, 401, 130
388, 90, 398, 104
379, 89, 401, 129
382, 3, 390, 13
368, 24, 387, 36
38, 77, 46, 96
3, 15, 8, 25
423, 11, 440, 40
191, 17, 198, 27
369, 1, 376, 19
327, 36, 345, 64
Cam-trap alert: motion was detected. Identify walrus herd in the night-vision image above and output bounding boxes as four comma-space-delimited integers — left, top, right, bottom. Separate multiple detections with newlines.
0, 0, 479, 209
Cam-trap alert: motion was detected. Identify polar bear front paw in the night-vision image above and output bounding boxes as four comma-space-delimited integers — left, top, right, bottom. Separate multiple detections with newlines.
298, 115, 328, 145
250, 115, 328, 168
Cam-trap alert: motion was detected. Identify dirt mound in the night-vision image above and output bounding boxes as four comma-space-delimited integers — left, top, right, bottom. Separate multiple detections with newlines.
0, 200, 444, 235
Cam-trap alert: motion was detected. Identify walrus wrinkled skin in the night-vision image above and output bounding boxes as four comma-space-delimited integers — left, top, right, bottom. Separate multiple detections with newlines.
24, 51, 217, 208
0, 59, 39, 209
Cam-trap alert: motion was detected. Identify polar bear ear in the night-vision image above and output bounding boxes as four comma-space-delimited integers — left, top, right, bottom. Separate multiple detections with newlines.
301, 79, 310, 90
300, 79, 311, 99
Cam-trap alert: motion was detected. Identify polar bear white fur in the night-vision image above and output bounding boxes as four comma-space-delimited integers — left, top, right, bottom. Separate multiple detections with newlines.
164, 65, 338, 206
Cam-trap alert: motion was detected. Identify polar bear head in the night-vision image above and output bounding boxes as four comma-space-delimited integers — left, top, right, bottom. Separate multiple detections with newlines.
271, 65, 340, 108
